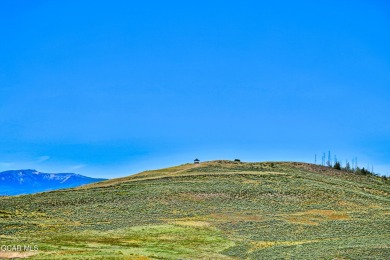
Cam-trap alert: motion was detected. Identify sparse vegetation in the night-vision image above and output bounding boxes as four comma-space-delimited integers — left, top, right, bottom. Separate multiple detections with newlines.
333, 161, 341, 170
0, 161, 389, 259
317, 151, 380, 178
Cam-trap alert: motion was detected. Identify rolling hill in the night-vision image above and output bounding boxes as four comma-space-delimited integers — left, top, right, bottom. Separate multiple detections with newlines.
0, 160, 389, 259
0, 169, 107, 196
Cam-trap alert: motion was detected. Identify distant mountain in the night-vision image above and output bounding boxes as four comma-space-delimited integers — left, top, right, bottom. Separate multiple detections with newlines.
0, 169, 107, 195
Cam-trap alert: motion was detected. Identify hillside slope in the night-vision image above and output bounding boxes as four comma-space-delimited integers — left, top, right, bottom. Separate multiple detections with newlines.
0, 161, 389, 259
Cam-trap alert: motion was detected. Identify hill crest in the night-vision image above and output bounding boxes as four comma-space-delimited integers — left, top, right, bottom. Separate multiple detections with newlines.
80, 160, 386, 190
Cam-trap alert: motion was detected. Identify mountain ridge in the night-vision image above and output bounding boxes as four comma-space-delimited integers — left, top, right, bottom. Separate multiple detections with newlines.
0, 169, 107, 195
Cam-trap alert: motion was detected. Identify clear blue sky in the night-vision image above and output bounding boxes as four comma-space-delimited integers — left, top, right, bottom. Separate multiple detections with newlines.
1, 1, 389, 177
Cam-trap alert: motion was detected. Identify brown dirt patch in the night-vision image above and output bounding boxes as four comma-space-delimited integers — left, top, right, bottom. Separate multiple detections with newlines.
0, 251, 38, 258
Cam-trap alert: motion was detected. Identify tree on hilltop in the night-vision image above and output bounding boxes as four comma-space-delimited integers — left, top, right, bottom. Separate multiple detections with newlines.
333, 161, 341, 170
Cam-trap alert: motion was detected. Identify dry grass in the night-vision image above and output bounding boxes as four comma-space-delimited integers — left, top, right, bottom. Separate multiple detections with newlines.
250, 240, 311, 251
281, 209, 350, 225
170, 220, 211, 228
179, 192, 229, 201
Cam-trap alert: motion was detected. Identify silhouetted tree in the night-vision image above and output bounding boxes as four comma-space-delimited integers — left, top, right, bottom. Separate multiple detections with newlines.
356, 167, 371, 175
333, 161, 341, 170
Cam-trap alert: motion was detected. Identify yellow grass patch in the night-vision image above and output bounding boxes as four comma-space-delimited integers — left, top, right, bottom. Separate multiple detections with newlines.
282, 209, 350, 225
250, 240, 311, 251
130, 256, 152, 260
286, 216, 319, 225
307, 209, 349, 220
171, 220, 211, 228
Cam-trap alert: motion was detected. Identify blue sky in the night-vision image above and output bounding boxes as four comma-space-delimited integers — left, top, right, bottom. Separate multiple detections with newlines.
1, 0, 389, 177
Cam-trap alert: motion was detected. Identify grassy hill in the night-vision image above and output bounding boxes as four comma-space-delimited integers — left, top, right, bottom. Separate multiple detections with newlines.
0, 160, 389, 259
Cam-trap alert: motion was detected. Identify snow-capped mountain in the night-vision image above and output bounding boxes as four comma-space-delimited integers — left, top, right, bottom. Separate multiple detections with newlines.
0, 169, 107, 196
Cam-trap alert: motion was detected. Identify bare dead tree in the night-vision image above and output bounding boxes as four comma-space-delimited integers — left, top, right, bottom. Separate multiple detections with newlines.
327, 151, 331, 167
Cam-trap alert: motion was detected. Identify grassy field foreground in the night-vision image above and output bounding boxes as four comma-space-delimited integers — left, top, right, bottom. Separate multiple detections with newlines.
0, 161, 389, 259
